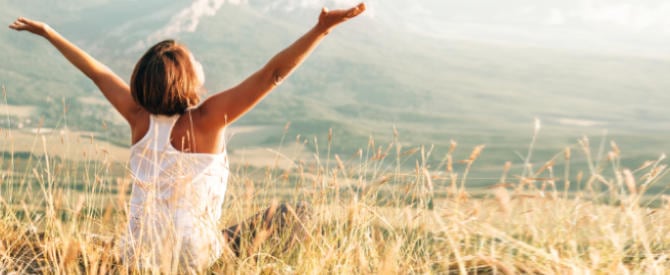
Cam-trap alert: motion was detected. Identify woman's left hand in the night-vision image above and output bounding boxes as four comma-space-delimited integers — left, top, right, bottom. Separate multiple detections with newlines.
9, 17, 50, 37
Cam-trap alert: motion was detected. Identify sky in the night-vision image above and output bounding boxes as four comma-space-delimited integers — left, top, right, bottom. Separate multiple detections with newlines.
377, 0, 670, 57
146, 0, 670, 58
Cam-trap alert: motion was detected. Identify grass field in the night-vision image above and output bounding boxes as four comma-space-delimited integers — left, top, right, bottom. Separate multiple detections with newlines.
0, 120, 668, 273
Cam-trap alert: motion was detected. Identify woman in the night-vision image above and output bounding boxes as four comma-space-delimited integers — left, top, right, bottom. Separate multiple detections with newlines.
9, 3, 366, 272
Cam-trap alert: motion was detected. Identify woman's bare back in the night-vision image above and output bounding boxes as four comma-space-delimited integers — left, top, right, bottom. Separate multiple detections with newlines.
131, 109, 225, 154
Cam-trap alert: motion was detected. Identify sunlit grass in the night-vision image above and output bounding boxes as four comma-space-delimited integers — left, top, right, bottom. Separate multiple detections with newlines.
0, 96, 668, 273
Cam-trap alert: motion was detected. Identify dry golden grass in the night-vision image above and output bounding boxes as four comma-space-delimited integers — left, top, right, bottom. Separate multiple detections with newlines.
0, 119, 668, 274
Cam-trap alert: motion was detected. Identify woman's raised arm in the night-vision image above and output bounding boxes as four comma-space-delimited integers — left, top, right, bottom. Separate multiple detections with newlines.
196, 3, 366, 128
9, 17, 142, 126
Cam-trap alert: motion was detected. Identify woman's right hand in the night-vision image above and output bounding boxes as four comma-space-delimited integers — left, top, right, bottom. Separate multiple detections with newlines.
317, 3, 366, 33
9, 17, 50, 37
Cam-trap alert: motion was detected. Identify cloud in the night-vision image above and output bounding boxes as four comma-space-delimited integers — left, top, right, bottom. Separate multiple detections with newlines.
546, 9, 566, 25
132, 0, 375, 52
537, 1, 670, 33
133, 0, 246, 51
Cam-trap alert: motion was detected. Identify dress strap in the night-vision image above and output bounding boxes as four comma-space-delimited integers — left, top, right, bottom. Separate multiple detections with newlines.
149, 114, 180, 150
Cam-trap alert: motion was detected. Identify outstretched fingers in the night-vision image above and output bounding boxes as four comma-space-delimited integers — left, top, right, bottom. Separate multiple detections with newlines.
8, 19, 21, 30
323, 2, 366, 19
9, 17, 29, 28
346, 3, 366, 18
8, 17, 46, 35
319, 2, 366, 29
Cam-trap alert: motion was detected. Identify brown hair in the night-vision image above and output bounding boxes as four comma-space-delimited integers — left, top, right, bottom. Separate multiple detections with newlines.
131, 40, 201, 115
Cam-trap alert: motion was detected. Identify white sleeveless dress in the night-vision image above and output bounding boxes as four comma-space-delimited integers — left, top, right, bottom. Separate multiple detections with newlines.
121, 114, 229, 271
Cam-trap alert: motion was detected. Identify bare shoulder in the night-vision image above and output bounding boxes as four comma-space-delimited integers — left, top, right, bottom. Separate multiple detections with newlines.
130, 109, 151, 145
173, 108, 225, 153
